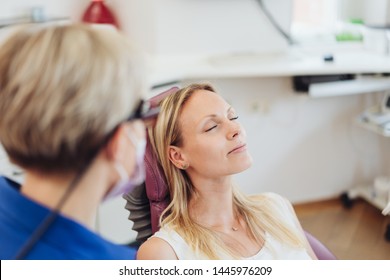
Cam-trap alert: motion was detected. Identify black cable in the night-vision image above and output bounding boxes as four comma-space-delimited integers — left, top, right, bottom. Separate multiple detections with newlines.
13, 162, 91, 259
255, 0, 296, 45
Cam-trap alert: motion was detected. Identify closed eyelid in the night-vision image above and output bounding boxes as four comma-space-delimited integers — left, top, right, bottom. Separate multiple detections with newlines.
203, 116, 238, 132
228, 112, 238, 120
203, 119, 219, 131
200, 108, 237, 130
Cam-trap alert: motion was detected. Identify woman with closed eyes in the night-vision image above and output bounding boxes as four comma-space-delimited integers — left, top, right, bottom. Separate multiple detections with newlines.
136, 83, 317, 260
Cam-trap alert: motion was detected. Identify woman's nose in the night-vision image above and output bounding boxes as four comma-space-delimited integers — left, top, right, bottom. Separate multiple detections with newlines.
227, 122, 241, 140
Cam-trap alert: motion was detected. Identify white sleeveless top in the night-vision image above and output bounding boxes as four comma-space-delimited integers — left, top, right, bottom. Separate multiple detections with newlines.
151, 193, 312, 260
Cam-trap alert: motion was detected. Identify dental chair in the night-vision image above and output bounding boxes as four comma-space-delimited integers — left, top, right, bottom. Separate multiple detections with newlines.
124, 87, 337, 260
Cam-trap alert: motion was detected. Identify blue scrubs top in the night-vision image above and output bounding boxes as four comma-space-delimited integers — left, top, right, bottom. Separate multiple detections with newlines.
0, 176, 136, 260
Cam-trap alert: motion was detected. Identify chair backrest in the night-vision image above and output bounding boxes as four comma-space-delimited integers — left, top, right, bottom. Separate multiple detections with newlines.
125, 87, 336, 259
304, 231, 336, 260
123, 87, 178, 243
144, 128, 171, 234
143, 87, 179, 233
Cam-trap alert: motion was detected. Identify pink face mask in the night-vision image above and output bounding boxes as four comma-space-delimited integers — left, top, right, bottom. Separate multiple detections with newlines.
104, 131, 146, 201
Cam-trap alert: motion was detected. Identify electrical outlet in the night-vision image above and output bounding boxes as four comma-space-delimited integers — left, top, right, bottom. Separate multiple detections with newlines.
250, 99, 270, 114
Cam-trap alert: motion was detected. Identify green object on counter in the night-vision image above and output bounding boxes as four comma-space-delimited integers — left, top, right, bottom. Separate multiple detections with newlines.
335, 18, 364, 42
335, 32, 364, 42
349, 18, 364, 25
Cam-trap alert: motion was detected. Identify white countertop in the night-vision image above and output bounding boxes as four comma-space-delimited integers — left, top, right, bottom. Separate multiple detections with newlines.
149, 43, 390, 85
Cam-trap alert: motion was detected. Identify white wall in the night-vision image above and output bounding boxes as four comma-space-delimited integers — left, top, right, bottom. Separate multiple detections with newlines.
0, 0, 83, 21
115, 0, 292, 56
1, 0, 292, 56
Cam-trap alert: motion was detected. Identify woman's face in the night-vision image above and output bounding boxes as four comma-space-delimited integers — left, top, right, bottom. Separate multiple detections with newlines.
176, 89, 252, 179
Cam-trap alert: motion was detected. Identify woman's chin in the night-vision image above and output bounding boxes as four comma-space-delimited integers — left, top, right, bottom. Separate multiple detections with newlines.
234, 154, 253, 173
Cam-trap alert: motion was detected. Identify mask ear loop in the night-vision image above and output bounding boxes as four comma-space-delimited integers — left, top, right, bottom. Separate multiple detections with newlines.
114, 161, 128, 181
126, 127, 139, 147
126, 127, 146, 182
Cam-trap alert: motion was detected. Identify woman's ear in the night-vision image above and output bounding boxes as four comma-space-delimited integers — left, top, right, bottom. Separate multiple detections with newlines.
105, 125, 128, 162
168, 146, 189, 170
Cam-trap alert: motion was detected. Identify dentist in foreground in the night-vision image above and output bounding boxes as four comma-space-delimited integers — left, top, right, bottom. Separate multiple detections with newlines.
0, 24, 150, 259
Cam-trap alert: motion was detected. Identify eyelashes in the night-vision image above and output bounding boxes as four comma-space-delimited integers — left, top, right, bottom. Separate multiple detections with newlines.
205, 125, 217, 132
205, 116, 239, 132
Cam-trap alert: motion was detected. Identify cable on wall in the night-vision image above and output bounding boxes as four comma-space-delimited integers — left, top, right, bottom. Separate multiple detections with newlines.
255, 0, 296, 45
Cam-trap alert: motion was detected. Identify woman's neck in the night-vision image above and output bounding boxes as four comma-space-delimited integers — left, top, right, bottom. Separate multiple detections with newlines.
189, 177, 238, 229
21, 163, 109, 229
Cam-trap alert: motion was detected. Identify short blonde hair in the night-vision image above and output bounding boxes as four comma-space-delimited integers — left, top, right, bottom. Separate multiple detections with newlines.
0, 24, 146, 173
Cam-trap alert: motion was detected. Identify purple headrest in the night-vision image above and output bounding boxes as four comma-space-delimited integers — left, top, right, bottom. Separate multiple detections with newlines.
144, 86, 179, 233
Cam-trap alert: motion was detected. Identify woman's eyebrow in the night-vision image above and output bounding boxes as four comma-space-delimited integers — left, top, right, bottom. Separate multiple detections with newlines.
198, 115, 218, 129
228, 106, 237, 114
202, 107, 234, 120
203, 114, 217, 119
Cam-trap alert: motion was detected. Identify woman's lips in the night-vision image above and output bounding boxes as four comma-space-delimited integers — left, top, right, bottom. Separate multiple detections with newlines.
228, 144, 247, 155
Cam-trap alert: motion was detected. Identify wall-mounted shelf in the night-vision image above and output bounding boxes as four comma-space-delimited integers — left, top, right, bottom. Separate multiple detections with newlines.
149, 46, 390, 86
308, 77, 390, 98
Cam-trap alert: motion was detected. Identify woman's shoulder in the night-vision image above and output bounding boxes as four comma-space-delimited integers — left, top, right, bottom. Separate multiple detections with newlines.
249, 192, 294, 215
249, 192, 289, 204
137, 233, 178, 260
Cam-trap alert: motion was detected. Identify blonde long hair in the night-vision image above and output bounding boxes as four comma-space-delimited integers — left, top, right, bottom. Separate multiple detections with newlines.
149, 83, 306, 259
